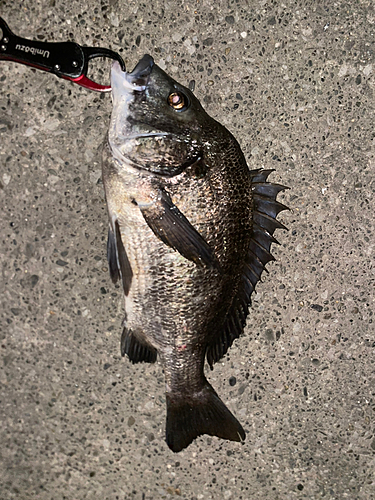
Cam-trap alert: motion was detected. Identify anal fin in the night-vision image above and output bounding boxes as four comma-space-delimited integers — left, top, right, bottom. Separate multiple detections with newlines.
121, 327, 157, 364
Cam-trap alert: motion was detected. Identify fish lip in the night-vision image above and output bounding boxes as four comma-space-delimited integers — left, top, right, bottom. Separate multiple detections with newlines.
111, 54, 155, 93
128, 54, 154, 85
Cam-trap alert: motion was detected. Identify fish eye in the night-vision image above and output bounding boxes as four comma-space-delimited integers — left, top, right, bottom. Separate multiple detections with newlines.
168, 92, 188, 111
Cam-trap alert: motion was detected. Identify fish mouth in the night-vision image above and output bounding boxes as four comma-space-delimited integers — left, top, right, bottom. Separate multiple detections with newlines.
121, 132, 170, 141
129, 151, 203, 178
111, 133, 203, 178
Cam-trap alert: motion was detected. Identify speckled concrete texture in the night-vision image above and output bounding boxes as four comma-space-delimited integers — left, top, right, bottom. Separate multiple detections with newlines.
1, 1, 374, 499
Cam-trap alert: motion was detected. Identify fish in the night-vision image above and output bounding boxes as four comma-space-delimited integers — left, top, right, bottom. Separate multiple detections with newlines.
102, 54, 288, 452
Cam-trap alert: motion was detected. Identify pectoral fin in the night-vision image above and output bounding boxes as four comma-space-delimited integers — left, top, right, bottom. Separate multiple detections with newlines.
139, 188, 218, 268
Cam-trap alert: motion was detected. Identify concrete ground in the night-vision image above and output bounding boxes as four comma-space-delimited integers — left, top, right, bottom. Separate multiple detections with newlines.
1, 1, 374, 499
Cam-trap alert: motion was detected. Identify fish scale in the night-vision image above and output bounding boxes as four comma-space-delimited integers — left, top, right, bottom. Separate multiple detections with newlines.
102, 54, 288, 452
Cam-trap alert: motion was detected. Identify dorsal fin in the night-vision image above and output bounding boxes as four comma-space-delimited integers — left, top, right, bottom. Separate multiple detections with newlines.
206, 169, 288, 368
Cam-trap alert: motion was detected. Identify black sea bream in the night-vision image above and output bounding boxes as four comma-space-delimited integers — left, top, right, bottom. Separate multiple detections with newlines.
102, 55, 287, 452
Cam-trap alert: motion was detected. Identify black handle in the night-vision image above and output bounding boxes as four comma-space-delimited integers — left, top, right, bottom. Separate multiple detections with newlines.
0, 17, 126, 91
0, 17, 85, 78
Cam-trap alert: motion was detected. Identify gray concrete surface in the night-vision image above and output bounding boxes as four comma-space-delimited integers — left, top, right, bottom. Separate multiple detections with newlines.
1, 1, 374, 499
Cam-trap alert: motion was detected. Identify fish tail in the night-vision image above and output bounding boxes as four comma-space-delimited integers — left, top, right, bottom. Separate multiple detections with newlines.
165, 379, 245, 452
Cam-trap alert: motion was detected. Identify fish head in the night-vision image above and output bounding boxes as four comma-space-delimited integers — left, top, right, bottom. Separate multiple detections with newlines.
109, 54, 216, 176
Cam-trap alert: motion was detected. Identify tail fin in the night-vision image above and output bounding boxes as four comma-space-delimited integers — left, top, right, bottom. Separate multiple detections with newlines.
166, 380, 245, 452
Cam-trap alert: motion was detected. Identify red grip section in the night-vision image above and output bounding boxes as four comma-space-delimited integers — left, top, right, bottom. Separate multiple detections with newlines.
67, 74, 112, 92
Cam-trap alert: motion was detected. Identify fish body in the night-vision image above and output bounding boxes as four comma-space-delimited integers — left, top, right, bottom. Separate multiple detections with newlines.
102, 55, 287, 452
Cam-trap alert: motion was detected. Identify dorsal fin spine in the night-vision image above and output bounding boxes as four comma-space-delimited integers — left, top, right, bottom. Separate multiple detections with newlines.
206, 169, 288, 367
